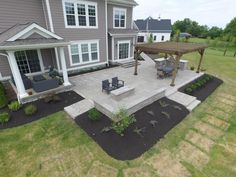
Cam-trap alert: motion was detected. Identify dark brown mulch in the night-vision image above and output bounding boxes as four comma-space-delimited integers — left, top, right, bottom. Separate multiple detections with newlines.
75, 97, 189, 160
0, 91, 84, 129
178, 74, 223, 101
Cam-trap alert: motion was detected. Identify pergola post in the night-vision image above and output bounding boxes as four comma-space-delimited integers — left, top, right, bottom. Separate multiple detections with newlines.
134, 49, 141, 75
197, 49, 205, 73
170, 54, 182, 87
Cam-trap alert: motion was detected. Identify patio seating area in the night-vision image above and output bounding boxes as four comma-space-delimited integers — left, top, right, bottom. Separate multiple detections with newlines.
71, 55, 203, 119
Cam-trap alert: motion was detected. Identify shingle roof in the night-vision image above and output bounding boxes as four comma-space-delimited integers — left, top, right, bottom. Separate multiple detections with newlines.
107, 0, 138, 6
135, 17, 172, 32
0, 23, 32, 44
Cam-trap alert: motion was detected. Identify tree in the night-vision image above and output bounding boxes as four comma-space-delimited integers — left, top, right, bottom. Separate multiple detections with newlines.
208, 27, 223, 39
148, 33, 154, 44
224, 17, 236, 37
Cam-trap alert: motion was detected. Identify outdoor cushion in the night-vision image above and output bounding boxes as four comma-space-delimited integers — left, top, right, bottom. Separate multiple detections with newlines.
32, 79, 59, 93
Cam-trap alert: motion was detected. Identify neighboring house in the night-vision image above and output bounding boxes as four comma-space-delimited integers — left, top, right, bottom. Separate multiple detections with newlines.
0, 0, 138, 100
134, 17, 172, 43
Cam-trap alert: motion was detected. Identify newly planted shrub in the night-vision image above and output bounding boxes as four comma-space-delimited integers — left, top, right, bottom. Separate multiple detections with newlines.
44, 93, 61, 103
24, 104, 37, 116
185, 87, 193, 94
0, 112, 10, 124
190, 66, 195, 70
8, 101, 21, 111
88, 108, 101, 121
112, 108, 136, 136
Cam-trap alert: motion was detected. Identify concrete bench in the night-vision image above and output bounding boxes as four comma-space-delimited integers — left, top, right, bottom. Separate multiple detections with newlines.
111, 86, 135, 101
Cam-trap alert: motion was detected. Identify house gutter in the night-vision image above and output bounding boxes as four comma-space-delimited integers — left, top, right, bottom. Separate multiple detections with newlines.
45, 0, 54, 32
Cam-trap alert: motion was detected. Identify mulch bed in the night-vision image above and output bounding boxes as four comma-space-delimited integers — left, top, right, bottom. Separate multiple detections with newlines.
0, 91, 83, 129
178, 74, 223, 101
75, 97, 189, 160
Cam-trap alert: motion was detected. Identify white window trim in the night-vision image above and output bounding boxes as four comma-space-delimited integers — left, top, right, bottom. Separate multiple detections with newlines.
68, 40, 100, 66
117, 40, 130, 60
113, 7, 127, 29
62, 0, 98, 29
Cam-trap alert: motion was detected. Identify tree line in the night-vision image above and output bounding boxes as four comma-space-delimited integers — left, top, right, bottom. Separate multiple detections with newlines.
172, 17, 236, 40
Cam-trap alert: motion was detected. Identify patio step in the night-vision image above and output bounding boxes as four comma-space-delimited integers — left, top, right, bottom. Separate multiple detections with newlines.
95, 88, 166, 120
187, 100, 201, 111
168, 91, 197, 107
119, 60, 140, 68
64, 99, 94, 119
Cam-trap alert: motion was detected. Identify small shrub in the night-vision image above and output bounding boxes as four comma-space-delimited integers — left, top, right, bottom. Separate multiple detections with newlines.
8, 101, 21, 111
0, 93, 8, 109
0, 82, 5, 93
24, 104, 37, 116
44, 93, 61, 103
185, 87, 193, 94
190, 66, 195, 70
112, 109, 136, 136
88, 108, 101, 121
0, 112, 10, 124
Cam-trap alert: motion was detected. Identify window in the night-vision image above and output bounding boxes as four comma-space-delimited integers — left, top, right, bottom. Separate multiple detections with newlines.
118, 41, 130, 60
70, 40, 99, 65
65, 2, 76, 26
161, 35, 165, 41
137, 36, 144, 43
114, 8, 126, 28
77, 4, 86, 26
15, 50, 41, 74
154, 36, 157, 41
63, 0, 97, 28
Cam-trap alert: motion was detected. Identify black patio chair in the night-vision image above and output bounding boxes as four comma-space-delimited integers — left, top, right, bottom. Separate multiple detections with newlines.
112, 77, 124, 89
102, 80, 115, 94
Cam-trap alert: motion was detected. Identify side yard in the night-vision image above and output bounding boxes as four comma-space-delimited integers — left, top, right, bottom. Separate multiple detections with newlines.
0, 48, 236, 177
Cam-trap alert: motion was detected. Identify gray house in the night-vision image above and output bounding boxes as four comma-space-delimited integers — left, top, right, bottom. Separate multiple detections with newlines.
0, 0, 138, 101
135, 17, 172, 43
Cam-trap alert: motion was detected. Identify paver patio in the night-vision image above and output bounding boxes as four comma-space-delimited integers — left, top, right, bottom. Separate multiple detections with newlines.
70, 58, 203, 117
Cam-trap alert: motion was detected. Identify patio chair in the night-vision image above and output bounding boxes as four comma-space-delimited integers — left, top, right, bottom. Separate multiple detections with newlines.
112, 77, 124, 89
102, 80, 115, 94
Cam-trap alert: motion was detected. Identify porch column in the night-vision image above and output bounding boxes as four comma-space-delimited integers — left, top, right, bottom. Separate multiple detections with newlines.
170, 54, 182, 87
59, 47, 71, 86
6, 51, 28, 99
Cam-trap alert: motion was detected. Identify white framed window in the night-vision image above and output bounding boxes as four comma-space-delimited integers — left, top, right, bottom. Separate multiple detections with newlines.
63, 0, 98, 28
118, 40, 130, 60
69, 40, 100, 66
113, 8, 126, 28
161, 35, 165, 41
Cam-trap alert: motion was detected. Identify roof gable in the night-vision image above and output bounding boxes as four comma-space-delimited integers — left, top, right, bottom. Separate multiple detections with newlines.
6, 23, 63, 42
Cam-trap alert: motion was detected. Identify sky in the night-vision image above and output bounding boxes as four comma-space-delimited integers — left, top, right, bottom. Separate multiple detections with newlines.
133, 0, 236, 28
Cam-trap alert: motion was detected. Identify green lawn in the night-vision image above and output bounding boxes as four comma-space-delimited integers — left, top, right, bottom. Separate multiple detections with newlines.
0, 47, 236, 177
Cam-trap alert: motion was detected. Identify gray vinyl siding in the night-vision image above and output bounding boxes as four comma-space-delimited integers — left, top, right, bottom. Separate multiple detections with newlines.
114, 37, 134, 60
41, 48, 57, 69
49, 0, 108, 69
0, 52, 11, 78
107, 4, 133, 29
0, 0, 47, 33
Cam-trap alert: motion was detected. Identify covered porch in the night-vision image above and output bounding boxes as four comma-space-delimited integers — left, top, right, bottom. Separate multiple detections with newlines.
0, 23, 71, 103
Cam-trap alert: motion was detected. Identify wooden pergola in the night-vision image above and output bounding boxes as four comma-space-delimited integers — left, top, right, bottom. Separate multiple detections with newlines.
134, 42, 208, 86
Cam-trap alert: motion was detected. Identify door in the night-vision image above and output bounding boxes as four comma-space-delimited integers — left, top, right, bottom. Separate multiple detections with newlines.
118, 41, 130, 60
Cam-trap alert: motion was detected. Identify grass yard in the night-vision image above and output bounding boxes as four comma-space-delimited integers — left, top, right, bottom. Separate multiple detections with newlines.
1, 47, 236, 177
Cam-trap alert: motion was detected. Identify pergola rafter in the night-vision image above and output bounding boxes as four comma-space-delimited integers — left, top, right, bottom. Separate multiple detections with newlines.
134, 42, 208, 86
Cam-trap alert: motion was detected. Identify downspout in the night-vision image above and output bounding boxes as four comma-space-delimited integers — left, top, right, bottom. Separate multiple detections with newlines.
44, 0, 61, 72
105, 0, 109, 67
